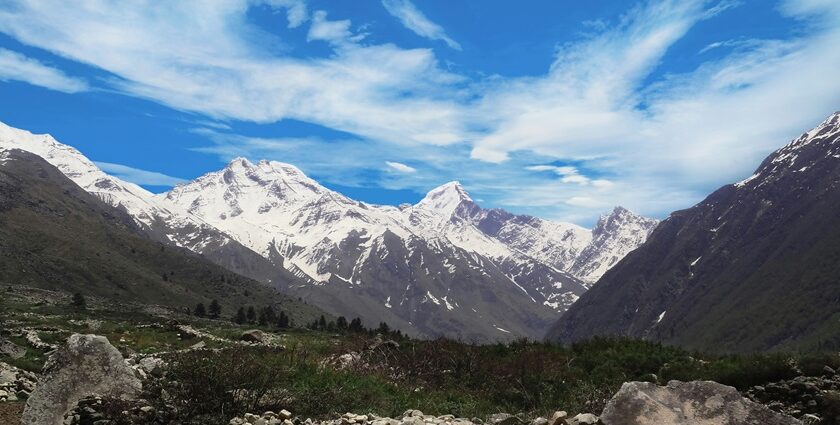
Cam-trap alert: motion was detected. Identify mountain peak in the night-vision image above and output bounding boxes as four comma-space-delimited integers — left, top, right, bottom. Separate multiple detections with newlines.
416, 181, 474, 215
226, 156, 254, 170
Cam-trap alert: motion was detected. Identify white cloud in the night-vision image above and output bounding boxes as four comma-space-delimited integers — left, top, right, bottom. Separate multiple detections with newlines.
94, 161, 187, 187
0, 48, 87, 93
1, 0, 839, 225
0, 1, 467, 148
267, 0, 308, 28
307, 10, 366, 45
385, 161, 417, 173
524, 164, 613, 187
381, 0, 461, 50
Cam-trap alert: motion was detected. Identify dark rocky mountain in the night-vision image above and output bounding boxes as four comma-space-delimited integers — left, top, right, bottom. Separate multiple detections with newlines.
0, 148, 324, 322
548, 111, 840, 352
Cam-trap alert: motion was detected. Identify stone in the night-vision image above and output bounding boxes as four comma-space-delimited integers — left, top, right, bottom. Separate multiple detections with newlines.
487, 413, 521, 425
566, 414, 598, 425
177, 325, 200, 340
549, 411, 567, 425
0, 337, 26, 359
241, 329, 266, 343
599, 380, 803, 425
21, 334, 142, 425
190, 341, 207, 350
137, 356, 164, 377
823, 366, 836, 376
799, 414, 820, 425
532, 417, 548, 425
402, 417, 425, 425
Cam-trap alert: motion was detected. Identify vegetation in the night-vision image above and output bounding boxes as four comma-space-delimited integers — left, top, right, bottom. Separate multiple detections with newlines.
70, 292, 86, 309
5, 288, 840, 425
138, 336, 840, 424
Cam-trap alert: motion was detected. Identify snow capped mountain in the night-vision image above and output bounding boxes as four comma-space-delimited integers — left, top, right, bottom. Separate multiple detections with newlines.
568, 207, 660, 283
0, 123, 297, 286
160, 157, 657, 339
0, 120, 657, 340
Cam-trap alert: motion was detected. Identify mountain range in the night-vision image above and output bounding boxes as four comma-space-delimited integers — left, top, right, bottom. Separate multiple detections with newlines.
0, 120, 657, 340
548, 111, 840, 352
0, 148, 324, 324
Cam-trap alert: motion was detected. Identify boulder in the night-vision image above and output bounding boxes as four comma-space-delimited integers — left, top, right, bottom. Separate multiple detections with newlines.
566, 413, 598, 425
21, 334, 142, 425
241, 329, 266, 343
599, 380, 803, 425
488, 413, 521, 425
0, 337, 26, 359
549, 411, 567, 425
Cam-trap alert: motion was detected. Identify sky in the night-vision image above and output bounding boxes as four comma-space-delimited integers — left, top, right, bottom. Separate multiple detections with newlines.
0, 0, 839, 226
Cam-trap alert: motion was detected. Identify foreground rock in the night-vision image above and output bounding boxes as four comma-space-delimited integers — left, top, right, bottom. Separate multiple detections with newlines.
0, 361, 37, 402
746, 372, 840, 423
21, 334, 142, 425
600, 380, 802, 425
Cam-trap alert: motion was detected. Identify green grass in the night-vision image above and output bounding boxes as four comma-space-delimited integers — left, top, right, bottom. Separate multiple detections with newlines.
6, 293, 840, 424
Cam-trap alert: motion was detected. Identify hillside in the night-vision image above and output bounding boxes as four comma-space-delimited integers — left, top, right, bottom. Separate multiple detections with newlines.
547, 112, 840, 352
0, 148, 323, 322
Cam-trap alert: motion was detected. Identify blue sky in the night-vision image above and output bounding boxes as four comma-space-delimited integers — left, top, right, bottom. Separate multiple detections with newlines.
0, 0, 839, 226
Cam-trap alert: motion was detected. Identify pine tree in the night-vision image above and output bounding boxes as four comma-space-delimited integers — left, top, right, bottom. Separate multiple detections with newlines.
318, 315, 327, 330
336, 316, 348, 330
208, 299, 221, 319
194, 302, 206, 318
349, 317, 363, 333
258, 309, 268, 326
71, 292, 86, 309
277, 311, 289, 328
246, 306, 256, 324
262, 306, 277, 324
377, 322, 390, 334
234, 307, 246, 324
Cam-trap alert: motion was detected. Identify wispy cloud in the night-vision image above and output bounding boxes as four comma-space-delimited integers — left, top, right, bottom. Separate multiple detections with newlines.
386, 161, 417, 173
95, 161, 187, 187
1, 0, 839, 224
307, 10, 366, 45
381, 0, 461, 50
0, 48, 87, 93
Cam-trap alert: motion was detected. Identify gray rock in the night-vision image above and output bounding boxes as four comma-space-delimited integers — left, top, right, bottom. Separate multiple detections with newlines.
241, 329, 266, 343
21, 334, 142, 425
566, 413, 598, 425
0, 337, 26, 359
599, 380, 803, 425
531, 417, 548, 425
549, 411, 567, 425
137, 356, 164, 377
487, 413, 521, 425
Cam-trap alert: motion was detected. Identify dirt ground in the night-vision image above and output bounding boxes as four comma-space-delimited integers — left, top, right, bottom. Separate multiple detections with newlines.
0, 401, 24, 424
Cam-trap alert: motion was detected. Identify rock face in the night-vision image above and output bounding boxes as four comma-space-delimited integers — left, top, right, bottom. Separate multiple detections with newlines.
548, 112, 840, 352
599, 380, 802, 425
21, 334, 142, 425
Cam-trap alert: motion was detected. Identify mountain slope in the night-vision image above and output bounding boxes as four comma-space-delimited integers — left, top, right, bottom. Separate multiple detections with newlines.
0, 120, 657, 341
0, 122, 304, 289
160, 160, 563, 339
548, 111, 840, 352
0, 148, 324, 323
